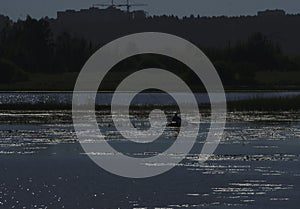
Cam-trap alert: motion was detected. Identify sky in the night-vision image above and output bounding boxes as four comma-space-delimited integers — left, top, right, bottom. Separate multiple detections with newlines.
1, 0, 300, 20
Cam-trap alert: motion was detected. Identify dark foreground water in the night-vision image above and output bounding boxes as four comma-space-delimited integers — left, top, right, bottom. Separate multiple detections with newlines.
0, 110, 299, 209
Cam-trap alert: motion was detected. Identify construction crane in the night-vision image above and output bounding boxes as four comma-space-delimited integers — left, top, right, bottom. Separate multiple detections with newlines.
118, 0, 147, 13
93, 0, 147, 13
93, 0, 116, 8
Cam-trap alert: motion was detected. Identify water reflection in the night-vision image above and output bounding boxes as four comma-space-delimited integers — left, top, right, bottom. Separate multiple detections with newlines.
1, 91, 300, 105
0, 110, 299, 208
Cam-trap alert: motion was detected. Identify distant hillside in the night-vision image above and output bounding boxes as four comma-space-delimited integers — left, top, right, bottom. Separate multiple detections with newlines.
48, 8, 300, 56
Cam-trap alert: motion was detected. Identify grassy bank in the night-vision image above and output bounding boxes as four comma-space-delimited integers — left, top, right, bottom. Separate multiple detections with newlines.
227, 96, 300, 111
1, 72, 300, 91
0, 73, 78, 91
0, 96, 300, 111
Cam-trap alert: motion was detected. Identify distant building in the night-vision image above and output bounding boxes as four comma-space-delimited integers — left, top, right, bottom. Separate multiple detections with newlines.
57, 6, 146, 23
257, 9, 286, 17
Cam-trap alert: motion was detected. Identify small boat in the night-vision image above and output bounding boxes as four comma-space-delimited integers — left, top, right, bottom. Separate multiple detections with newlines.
167, 121, 181, 127
167, 113, 183, 127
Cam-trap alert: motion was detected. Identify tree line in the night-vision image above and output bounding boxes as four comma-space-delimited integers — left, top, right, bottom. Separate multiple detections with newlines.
0, 16, 300, 86
207, 33, 300, 85
0, 16, 94, 83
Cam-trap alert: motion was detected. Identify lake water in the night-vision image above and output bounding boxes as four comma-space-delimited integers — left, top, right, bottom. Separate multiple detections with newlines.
0, 109, 299, 209
0, 91, 300, 105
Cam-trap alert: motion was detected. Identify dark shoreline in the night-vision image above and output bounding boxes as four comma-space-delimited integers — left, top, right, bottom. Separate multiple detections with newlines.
1, 87, 300, 93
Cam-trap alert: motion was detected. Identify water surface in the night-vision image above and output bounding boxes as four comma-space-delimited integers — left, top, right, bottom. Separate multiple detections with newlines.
1, 91, 300, 105
0, 110, 299, 208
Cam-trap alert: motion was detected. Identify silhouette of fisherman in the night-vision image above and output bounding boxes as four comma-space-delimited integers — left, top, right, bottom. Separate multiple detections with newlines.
171, 113, 181, 127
